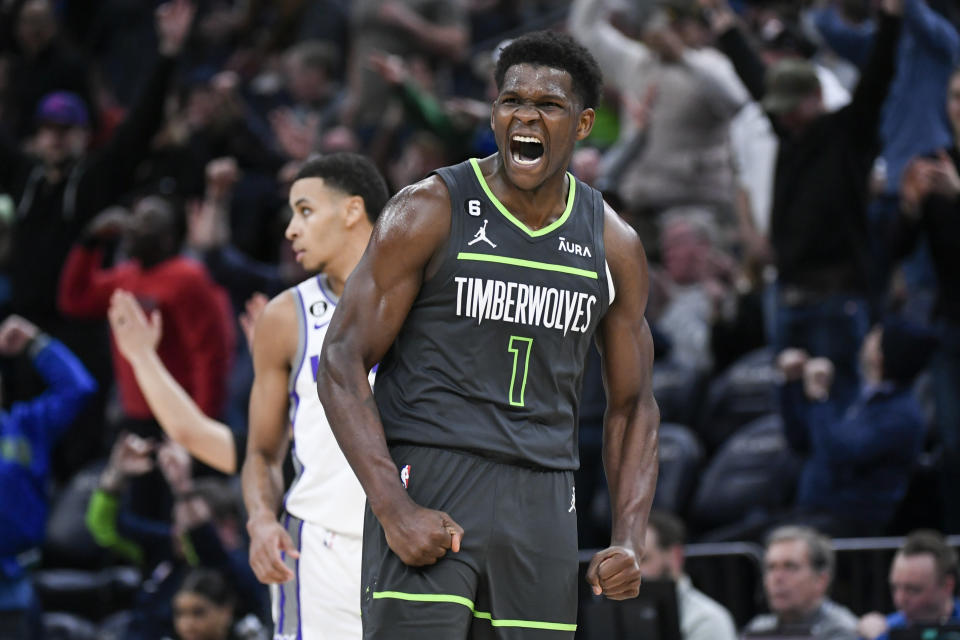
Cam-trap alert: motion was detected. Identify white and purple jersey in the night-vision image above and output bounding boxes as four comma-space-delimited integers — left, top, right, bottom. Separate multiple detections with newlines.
283, 274, 372, 536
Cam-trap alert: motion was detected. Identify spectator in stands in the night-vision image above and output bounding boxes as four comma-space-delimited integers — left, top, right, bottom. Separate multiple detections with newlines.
0, 0, 194, 333
0, 315, 96, 640
858, 530, 960, 640
701, 0, 904, 400
343, 0, 470, 139
0, 0, 195, 477
58, 195, 234, 431
58, 194, 233, 524
270, 40, 346, 162
87, 434, 267, 640
898, 65, 960, 533
809, 0, 959, 311
640, 511, 737, 640
776, 316, 936, 537
653, 210, 730, 373
745, 526, 857, 639
569, 0, 749, 245
169, 568, 264, 640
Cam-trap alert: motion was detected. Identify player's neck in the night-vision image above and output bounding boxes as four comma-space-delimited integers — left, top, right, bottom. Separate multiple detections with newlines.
324, 235, 368, 297
487, 157, 570, 232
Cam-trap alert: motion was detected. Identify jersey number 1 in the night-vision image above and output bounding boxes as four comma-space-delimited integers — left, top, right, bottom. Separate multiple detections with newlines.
508, 336, 533, 407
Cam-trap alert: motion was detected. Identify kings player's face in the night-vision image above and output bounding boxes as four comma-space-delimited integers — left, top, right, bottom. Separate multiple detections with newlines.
286, 177, 350, 273
491, 63, 593, 192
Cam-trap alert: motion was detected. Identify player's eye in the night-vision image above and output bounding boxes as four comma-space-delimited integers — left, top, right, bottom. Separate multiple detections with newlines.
501, 97, 518, 105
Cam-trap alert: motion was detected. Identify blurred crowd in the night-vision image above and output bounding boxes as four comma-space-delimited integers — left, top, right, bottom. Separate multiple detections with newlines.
2, 0, 960, 638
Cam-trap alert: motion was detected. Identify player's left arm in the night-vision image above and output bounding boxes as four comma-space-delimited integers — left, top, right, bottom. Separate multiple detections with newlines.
586, 202, 660, 601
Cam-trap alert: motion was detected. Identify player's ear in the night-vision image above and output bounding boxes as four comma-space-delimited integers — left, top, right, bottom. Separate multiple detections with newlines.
343, 195, 366, 228
575, 107, 595, 141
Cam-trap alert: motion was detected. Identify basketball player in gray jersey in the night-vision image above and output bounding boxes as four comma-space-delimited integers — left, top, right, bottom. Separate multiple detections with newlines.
318, 31, 660, 639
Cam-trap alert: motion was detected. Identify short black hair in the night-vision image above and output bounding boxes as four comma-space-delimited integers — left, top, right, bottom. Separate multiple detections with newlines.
900, 530, 959, 583
648, 510, 686, 549
178, 568, 236, 609
495, 30, 603, 110
294, 152, 390, 223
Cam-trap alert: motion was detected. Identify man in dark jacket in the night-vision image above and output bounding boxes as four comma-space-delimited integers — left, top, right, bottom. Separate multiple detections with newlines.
776, 316, 937, 536
0, 0, 195, 477
701, 0, 903, 399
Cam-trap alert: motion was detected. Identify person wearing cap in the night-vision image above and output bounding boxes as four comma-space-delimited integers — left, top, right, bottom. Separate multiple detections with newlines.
699, 0, 904, 403
3, 0, 93, 140
0, 0, 195, 477
774, 316, 936, 536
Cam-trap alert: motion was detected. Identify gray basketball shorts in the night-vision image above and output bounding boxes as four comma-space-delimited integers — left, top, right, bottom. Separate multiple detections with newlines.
361, 444, 579, 639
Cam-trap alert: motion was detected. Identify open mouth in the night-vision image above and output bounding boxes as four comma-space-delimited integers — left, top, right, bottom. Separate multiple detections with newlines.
510, 135, 544, 165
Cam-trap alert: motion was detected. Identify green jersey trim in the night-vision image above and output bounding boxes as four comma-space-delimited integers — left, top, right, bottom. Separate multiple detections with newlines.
456, 252, 598, 279
468, 158, 576, 238
372, 591, 577, 631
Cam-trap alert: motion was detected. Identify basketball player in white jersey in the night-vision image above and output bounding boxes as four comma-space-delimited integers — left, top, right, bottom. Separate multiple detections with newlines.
241, 152, 389, 639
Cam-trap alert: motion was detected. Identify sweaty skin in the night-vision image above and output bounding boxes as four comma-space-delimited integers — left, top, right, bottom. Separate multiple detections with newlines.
317, 63, 659, 598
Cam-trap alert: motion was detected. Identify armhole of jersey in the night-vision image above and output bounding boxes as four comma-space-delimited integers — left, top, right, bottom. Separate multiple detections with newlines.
591, 184, 613, 311
605, 260, 616, 306
289, 287, 307, 395
425, 165, 463, 285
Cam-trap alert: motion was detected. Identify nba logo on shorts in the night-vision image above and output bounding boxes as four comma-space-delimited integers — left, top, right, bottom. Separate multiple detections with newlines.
400, 464, 411, 489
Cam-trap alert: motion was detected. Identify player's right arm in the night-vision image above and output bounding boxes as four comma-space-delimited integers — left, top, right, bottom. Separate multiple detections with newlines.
317, 177, 464, 567
241, 292, 297, 583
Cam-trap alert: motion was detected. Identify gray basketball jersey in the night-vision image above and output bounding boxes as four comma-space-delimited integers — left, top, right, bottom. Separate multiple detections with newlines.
374, 158, 612, 470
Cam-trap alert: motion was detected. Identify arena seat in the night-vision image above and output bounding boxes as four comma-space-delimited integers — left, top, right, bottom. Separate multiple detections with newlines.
652, 361, 708, 427
39, 611, 97, 640
696, 348, 778, 450
33, 566, 141, 623
97, 610, 134, 640
688, 413, 800, 532
652, 423, 704, 516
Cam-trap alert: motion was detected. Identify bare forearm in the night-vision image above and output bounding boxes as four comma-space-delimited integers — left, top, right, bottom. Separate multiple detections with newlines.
603, 396, 659, 550
128, 350, 236, 473
317, 346, 412, 519
242, 452, 285, 524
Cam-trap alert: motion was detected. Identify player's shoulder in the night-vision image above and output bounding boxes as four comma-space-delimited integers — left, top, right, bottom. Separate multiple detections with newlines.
385, 173, 452, 218
602, 200, 643, 260
373, 172, 452, 247
252, 289, 298, 356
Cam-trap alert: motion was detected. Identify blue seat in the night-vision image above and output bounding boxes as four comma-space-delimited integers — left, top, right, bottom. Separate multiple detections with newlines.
688, 414, 800, 531
40, 612, 97, 640
653, 423, 704, 516
652, 362, 707, 427
696, 348, 778, 450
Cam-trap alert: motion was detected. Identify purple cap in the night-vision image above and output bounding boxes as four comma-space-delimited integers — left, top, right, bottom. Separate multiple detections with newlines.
35, 91, 90, 128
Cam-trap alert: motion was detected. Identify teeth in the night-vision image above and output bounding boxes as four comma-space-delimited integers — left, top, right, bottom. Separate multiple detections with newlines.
512, 135, 541, 144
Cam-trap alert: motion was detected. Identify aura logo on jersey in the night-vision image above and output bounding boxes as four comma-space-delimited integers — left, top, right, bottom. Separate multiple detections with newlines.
454, 276, 597, 335
557, 236, 592, 258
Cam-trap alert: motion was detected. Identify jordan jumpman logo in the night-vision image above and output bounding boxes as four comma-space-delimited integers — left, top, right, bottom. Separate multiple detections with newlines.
468, 219, 497, 248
